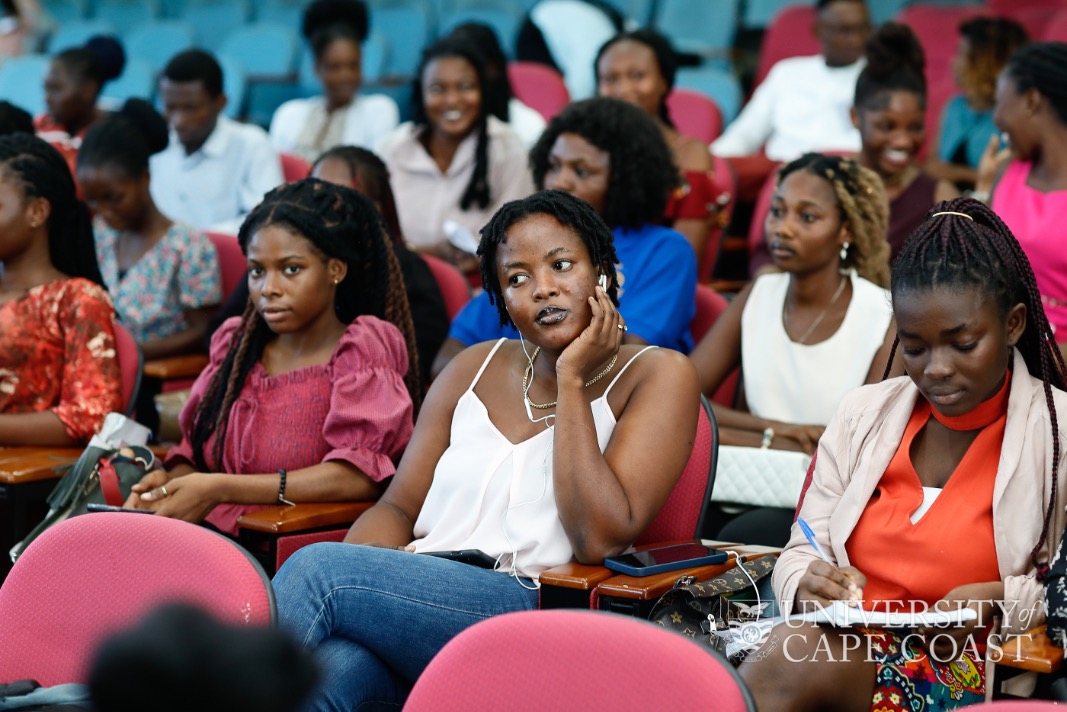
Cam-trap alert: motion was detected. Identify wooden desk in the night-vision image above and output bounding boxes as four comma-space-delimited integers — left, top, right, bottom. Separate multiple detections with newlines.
0, 447, 81, 582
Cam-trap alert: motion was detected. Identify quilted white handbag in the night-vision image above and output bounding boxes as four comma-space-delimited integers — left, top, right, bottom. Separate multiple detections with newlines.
711, 445, 812, 509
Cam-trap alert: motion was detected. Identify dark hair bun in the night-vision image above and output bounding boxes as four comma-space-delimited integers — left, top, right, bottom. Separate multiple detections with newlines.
85, 34, 126, 81
865, 22, 924, 78
302, 0, 368, 42
118, 98, 169, 155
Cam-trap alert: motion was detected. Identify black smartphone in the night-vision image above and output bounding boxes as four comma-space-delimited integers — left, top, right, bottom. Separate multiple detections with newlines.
422, 549, 498, 569
85, 503, 156, 515
604, 543, 729, 576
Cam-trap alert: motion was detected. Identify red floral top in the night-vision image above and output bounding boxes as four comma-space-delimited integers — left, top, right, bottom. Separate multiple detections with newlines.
0, 279, 123, 443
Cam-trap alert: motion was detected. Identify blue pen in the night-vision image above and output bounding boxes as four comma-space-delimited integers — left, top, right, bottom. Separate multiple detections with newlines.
797, 517, 834, 565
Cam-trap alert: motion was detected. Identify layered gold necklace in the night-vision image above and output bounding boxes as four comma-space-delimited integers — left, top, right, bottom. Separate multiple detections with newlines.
522, 347, 619, 410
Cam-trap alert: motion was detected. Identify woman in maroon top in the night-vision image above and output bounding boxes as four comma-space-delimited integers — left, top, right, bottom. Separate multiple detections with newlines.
126, 179, 419, 535
0, 133, 121, 445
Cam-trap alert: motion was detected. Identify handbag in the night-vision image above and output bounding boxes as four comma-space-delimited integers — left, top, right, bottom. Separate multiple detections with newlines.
648, 553, 779, 664
712, 445, 811, 509
9, 444, 157, 564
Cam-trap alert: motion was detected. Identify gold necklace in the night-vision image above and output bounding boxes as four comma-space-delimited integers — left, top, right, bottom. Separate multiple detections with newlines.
791, 275, 848, 345
522, 347, 619, 410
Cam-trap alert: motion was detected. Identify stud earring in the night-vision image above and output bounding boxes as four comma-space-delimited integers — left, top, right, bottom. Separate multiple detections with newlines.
839, 242, 850, 262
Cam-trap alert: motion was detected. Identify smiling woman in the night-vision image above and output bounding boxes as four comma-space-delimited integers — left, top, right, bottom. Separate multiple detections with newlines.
272, 190, 700, 710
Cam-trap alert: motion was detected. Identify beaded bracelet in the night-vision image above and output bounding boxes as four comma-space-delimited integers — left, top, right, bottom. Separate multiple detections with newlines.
277, 468, 295, 506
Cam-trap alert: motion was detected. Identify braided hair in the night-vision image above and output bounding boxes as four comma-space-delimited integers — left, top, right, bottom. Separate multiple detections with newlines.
77, 98, 169, 178
528, 97, 679, 231
189, 179, 420, 471
594, 29, 678, 127
0, 133, 101, 285
1004, 42, 1067, 127
411, 37, 491, 211
479, 190, 619, 329
311, 145, 403, 246
886, 197, 1067, 577
957, 17, 1028, 109
776, 153, 891, 287
854, 22, 926, 111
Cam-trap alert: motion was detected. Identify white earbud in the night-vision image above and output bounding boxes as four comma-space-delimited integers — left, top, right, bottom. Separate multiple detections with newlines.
598, 274, 608, 290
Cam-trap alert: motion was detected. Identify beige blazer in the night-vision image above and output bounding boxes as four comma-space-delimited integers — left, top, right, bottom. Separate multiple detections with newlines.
772, 349, 1067, 637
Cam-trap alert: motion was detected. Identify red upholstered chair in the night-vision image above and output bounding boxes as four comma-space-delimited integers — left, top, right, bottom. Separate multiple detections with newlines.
700, 153, 736, 283
897, 4, 986, 91
984, 701, 1064, 709
1043, 10, 1067, 42
279, 151, 311, 182
206, 231, 247, 300
506, 61, 570, 121
420, 253, 471, 320
753, 4, 819, 89
989, 0, 1066, 15
404, 610, 757, 712
666, 88, 724, 143
691, 284, 740, 409
111, 321, 142, 416
0, 512, 274, 686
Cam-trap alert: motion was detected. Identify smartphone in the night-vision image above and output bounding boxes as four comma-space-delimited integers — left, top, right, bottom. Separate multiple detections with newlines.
422, 549, 498, 569
85, 503, 156, 515
604, 543, 728, 577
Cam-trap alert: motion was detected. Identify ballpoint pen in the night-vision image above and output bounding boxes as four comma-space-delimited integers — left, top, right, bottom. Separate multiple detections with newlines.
797, 517, 833, 565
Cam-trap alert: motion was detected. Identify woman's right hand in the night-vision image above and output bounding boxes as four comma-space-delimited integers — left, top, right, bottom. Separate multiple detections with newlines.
976, 133, 1011, 195
773, 423, 825, 455
123, 469, 172, 510
796, 559, 867, 611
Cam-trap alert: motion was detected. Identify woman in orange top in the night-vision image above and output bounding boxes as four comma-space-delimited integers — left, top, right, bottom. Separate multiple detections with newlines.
742, 198, 1067, 711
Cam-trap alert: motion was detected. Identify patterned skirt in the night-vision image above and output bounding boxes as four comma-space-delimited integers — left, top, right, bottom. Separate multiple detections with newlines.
864, 628, 985, 711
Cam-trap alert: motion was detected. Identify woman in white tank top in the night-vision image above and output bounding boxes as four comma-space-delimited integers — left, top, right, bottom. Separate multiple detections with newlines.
274, 191, 700, 710
691, 153, 902, 455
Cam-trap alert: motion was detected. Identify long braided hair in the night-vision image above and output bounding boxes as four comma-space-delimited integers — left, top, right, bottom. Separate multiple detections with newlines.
885, 197, 1067, 577
1004, 42, 1067, 128
775, 153, 891, 287
0, 133, 101, 286
189, 179, 420, 471
411, 37, 491, 212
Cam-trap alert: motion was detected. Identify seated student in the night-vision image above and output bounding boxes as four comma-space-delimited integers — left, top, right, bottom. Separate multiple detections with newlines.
377, 37, 534, 272
34, 35, 124, 175
150, 50, 284, 234
0, 133, 122, 445
595, 29, 716, 258
690, 154, 897, 454
125, 179, 418, 536
742, 199, 1067, 711
446, 22, 546, 149
210, 146, 450, 389
927, 17, 1028, 191
269, 0, 399, 163
711, 0, 869, 162
273, 190, 700, 710
0, 100, 32, 135
433, 97, 697, 379
78, 99, 221, 360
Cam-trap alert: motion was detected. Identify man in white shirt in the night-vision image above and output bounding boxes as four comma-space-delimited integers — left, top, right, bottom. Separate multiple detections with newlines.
712, 0, 871, 162
150, 50, 283, 234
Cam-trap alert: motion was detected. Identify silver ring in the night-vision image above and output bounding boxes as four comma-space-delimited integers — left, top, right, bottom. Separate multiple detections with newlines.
160, 485, 168, 497
617, 324, 627, 332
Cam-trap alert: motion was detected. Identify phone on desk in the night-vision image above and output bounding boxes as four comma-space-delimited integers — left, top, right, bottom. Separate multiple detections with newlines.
604, 543, 728, 577
86, 503, 155, 515
422, 549, 498, 569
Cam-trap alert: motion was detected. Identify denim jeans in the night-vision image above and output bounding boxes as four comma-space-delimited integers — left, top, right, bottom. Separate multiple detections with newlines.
274, 543, 540, 712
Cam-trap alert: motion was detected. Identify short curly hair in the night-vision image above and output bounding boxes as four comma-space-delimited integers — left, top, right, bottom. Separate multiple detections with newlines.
528, 97, 678, 231
478, 190, 619, 329
776, 153, 891, 287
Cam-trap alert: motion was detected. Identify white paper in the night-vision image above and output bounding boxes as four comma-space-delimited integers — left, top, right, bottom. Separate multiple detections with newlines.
444, 220, 480, 255
88, 412, 151, 450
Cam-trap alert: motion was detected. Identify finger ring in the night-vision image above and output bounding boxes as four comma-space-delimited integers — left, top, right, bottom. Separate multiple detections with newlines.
160, 485, 168, 497
617, 324, 627, 331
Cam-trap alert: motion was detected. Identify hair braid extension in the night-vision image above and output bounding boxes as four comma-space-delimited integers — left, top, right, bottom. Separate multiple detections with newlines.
888, 197, 1066, 577
460, 119, 491, 210
1006, 42, 1067, 126
777, 153, 891, 287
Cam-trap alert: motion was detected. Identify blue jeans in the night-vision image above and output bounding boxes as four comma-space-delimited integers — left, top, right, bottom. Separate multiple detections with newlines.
273, 543, 540, 712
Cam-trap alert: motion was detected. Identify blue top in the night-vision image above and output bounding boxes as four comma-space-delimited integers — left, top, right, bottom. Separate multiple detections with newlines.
449, 223, 696, 353
937, 94, 997, 170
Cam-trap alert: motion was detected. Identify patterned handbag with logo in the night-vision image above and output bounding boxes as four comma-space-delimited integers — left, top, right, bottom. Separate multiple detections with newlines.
648, 554, 779, 663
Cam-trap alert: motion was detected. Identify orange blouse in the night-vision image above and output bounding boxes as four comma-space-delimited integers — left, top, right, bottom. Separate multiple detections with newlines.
845, 377, 1009, 611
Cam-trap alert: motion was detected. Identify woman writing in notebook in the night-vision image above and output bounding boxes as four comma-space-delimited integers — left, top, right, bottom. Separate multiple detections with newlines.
273, 190, 700, 710
743, 198, 1067, 711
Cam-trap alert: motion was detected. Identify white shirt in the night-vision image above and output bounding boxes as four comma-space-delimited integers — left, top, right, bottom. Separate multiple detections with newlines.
712, 55, 864, 162
529, 0, 617, 100
268, 93, 400, 161
377, 115, 535, 249
740, 270, 891, 425
507, 97, 547, 148
150, 115, 284, 234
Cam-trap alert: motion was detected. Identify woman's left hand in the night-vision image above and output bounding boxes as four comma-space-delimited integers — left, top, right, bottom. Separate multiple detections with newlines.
918, 582, 1003, 660
138, 472, 221, 524
556, 285, 624, 386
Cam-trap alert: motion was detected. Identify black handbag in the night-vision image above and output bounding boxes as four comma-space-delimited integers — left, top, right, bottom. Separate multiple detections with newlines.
648, 554, 779, 663
9, 445, 156, 564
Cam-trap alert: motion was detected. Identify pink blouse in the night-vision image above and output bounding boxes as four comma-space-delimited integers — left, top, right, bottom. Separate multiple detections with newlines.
166, 315, 415, 534
991, 160, 1067, 335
